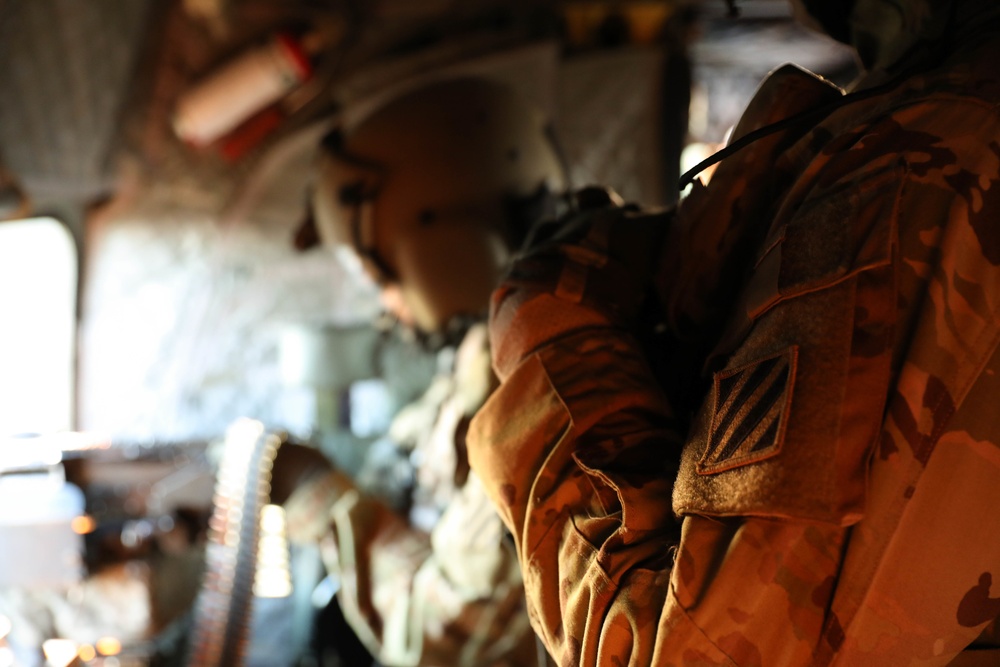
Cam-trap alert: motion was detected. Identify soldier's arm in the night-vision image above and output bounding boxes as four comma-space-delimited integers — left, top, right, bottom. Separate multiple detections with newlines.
284, 469, 539, 667
466, 174, 862, 664
466, 196, 720, 664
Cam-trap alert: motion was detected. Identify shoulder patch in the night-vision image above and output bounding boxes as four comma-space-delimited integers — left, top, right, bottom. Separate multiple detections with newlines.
698, 346, 797, 475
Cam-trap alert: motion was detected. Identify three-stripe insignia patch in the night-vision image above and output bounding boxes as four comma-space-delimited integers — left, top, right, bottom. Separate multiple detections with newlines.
698, 346, 797, 475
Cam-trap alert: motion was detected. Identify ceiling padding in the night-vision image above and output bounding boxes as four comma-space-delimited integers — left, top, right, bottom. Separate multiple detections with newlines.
0, 0, 154, 201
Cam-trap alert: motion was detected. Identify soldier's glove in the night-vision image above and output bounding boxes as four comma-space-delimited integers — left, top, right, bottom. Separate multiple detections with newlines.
269, 443, 353, 543
490, 186, 673, 380
522, 186, 668, 293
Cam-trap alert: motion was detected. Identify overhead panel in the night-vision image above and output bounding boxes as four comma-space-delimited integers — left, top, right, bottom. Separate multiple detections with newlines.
0, 0, 154, 202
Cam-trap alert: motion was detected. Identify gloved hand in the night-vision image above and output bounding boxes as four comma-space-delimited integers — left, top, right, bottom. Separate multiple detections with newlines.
269, 442, 355, 543
268, 442, 334, 506
518, 187, 670, 308
489, 186, 674, 380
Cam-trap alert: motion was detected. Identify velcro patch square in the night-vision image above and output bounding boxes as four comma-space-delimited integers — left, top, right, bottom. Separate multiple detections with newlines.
697, 346, 797, 475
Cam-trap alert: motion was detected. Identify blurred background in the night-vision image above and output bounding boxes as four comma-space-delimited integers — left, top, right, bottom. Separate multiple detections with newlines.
0, 1, 855, 665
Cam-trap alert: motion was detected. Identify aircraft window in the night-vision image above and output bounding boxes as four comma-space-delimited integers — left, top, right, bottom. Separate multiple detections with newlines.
0, 217, 77, 436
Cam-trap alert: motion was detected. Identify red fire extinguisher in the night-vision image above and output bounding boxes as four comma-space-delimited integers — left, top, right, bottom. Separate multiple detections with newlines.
173, 32, 314, 148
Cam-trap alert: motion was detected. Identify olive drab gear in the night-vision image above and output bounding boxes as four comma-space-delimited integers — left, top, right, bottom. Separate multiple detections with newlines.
312, 78, 565, 333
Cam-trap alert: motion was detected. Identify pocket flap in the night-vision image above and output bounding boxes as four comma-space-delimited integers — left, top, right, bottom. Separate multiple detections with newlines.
776, 168, 897, 301
675, 166, 903, 525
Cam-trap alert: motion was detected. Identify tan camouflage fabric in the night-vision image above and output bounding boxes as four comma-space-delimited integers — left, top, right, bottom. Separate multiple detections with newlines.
467, 3, 1000, 665
284, 324, 545, 667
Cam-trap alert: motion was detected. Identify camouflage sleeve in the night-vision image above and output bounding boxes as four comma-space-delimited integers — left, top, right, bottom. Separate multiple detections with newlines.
307, 474, 540, 667
285, 471, 537, 667
467, 201, 733, 664
469, 283, 848, 665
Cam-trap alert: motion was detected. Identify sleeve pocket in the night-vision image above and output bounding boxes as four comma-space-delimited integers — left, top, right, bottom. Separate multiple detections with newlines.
674, 165, 904, 526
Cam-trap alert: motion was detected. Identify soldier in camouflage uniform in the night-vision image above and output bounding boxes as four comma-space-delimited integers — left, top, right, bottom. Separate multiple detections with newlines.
275, 78, 566, 666
467, 0, 1000, 665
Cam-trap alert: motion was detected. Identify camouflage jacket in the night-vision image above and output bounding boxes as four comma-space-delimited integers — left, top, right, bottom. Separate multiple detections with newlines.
467, 13, 1000, 667
285, 324, 544, 667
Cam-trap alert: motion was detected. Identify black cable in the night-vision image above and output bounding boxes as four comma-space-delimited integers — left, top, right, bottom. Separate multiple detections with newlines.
677, 82, 864, 191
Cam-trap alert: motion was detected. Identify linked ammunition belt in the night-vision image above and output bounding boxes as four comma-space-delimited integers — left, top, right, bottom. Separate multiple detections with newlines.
185, 420, 283, 667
